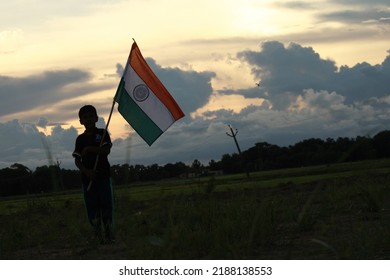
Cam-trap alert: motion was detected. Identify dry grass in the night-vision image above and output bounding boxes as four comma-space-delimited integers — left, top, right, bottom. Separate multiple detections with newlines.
1, 160, 390, 259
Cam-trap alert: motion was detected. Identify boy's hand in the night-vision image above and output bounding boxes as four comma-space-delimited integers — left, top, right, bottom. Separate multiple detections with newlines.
81, 146, 92, 157
83, 168, 96, 180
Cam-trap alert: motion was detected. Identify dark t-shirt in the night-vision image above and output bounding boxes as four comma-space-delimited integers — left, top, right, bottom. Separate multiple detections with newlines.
72, 128, 112, 185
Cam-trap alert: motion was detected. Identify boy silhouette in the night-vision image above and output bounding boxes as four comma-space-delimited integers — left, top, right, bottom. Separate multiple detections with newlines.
72, 105, 114, 243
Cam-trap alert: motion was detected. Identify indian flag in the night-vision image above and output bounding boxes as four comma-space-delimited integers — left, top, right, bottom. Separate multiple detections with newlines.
114, 42, 185, 146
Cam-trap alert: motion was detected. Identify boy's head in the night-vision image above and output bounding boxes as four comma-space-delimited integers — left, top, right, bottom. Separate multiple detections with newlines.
79, 105, 98, 119
78, 105, 98, 128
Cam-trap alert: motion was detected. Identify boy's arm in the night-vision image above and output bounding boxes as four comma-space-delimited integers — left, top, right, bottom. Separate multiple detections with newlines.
81, 144, 111, 157
73, 136, 95, 180
74, 157, 95, 180
82, 130, 112, 156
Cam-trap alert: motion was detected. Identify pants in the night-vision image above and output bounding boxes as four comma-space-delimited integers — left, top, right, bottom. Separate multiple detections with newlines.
83, 178, 114, 236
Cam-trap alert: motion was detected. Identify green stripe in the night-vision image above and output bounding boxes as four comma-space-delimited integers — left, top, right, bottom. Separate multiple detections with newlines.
116, 79, 163, 146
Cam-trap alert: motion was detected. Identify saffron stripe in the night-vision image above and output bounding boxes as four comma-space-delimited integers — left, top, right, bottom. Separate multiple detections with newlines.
129, 43, 184, 121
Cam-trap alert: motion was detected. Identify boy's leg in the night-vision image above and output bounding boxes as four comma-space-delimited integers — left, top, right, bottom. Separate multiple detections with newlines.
83, 184, 102, 241
98, 178, 114, 242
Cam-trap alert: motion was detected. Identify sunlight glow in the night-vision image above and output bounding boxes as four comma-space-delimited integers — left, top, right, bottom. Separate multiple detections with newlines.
192, 93, 264, 119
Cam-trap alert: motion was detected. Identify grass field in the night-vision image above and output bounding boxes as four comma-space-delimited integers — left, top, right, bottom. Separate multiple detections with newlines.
1, 159, 390, 259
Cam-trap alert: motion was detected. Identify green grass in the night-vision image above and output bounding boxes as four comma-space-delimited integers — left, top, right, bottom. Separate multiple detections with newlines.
1, 159, 390, 259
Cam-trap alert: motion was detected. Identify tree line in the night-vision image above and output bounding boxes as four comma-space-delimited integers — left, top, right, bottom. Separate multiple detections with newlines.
1, 130, 390, 197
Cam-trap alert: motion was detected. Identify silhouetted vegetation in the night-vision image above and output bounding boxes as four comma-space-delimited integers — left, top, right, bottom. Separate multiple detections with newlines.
1, 130, 390, 197
2, 160, 390, 259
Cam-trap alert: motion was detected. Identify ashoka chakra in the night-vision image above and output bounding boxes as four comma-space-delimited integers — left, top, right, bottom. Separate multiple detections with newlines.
133, 84, 149, 102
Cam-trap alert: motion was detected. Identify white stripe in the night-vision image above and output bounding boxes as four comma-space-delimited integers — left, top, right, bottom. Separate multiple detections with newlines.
124, 66, 174, 131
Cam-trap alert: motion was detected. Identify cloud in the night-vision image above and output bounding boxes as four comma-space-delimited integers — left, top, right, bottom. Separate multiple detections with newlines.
35, 117, 67, 129
315, 0, 390, 28
237, 41, 390, 108
0, 68, 118, 128
36, 117, 49, 128
329, 0, 389, 5
1, 41, 390, 171
237, 41, 338, 108
116, 63, 124, 76
0, 118, 81, 169
223, 89, 389, 147
0, 120, 41, 158
47, 124, 79, 152
336, 59, 390, 102
0, 57, 217, 169
110, 116, 246, 166
0, 69, 100, 117
145, 58, 216, 114
274, 1, 316, 10
318, 9, 390, 24
0, 120, 69, 168
201, 42, 390, 149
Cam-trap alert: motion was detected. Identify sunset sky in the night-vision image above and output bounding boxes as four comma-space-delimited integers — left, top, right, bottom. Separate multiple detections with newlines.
1, 0, 389, 169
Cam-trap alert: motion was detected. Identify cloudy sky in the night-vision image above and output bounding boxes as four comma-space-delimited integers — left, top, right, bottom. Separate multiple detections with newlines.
1, 0, 389, 170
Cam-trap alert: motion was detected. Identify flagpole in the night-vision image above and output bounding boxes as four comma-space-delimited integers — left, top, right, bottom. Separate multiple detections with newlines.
87, 98, 116, 191
87, 38, 134, 191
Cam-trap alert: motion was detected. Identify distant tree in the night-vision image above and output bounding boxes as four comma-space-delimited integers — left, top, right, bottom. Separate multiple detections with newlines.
111, 164, 131, 185
344, 136, 376, 161
0, 164, 32, 196
242, 142, 288, 171
32, 165, 56, 193
191, 159, 203, 176
221, 153, 242, 174
289, 138, 326, 166
191, 159, 202, 169
60, 168, 80, 190
5, 129, 390, 197
333, 137, 354, 162
162, 162, 187, 178
134, 164, 146, 181
373, 130, 390, 158
146, 164, 161, 181
10, 163, 32, 175
208, 159, 222, 171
